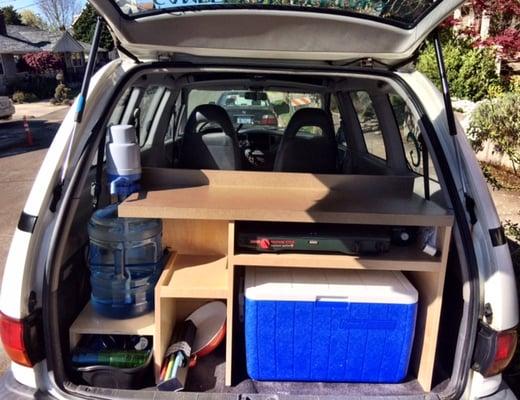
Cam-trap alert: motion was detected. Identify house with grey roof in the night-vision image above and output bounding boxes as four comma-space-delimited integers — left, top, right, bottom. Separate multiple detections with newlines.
0, 12, 108, 95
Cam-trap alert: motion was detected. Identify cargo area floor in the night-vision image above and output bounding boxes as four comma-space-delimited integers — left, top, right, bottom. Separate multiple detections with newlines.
185, 347, 425, 396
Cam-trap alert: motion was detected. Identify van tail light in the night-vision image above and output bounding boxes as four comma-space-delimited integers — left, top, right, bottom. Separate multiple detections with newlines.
259, 114, 278, 126
473, 324, 518, 377
0, 311, 44, 367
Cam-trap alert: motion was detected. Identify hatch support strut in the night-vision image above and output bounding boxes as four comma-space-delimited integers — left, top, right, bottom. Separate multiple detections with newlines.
433, 30, 458, 137
51, 17, 104, 212
433, 30, 478, 225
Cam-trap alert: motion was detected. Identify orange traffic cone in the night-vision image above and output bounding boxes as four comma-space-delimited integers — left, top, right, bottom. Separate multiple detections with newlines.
23, 115, 33, 146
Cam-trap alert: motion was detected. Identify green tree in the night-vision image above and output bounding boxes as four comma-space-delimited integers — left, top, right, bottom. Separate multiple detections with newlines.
416, 32, 503, 102
72, 4, 114, 51
1, 6, 22, 25
468, 93, 520, 174
20, 10, 47, 29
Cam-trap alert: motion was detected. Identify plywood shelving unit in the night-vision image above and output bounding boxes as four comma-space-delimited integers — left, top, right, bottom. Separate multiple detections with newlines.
116, 167, 454, 392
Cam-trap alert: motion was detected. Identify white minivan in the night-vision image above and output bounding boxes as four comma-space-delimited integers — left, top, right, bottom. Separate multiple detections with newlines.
0, 1, 518, 399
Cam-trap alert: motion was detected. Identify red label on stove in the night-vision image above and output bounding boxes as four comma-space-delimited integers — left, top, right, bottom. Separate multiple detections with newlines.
250, 238, 296, 250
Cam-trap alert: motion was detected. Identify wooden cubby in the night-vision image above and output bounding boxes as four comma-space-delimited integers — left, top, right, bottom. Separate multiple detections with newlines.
114, 167, 453, 392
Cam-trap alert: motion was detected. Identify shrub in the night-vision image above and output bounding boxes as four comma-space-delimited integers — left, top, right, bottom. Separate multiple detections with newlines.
504, 220, 520, 243
20, 52, 63, 74
487, 82, 505, 98
480, 163, 504, 190
509, 76, 520, 94
53, 83, 72, 105
416, 35, 504, 102
468, 93, 520, 174
11, 91, 38, 104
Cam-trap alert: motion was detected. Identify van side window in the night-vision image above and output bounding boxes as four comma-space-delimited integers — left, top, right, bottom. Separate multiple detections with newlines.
330, 94, 345, 146
388, 94, 438, 181
138, 86, 166, 147
350, 91, 386, 161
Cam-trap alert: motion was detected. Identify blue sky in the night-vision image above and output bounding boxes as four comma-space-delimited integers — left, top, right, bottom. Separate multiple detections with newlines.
2, 0, 86, 13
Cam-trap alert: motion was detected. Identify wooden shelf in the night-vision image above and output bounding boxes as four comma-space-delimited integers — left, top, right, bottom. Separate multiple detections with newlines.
69, 303, 154, 349
118, 168, 453, 227
158, 253, 228, 299
71, 303, 154, 336
232, 247, 442, 272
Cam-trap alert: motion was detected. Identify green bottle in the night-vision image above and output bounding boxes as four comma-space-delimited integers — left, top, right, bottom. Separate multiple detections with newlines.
73, 350, 149, 368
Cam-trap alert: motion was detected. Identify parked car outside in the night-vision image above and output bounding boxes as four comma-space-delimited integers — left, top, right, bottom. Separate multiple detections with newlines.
217, 91, 278, 128
0, 96, 15, 120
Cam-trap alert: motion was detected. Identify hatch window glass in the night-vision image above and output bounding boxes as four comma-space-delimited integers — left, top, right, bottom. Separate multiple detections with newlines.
350, 91, 386, 160
117, 0, 437, 28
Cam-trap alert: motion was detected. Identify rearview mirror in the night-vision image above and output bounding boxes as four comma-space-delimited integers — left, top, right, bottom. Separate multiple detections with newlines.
273, 101, 290, 115
245, 91, 268, 101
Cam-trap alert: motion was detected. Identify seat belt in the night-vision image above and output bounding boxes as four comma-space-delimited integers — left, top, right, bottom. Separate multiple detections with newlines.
419, 134, 430, 200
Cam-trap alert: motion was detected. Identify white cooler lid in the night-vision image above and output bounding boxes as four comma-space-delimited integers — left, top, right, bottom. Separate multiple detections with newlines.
245, 268, 418, 305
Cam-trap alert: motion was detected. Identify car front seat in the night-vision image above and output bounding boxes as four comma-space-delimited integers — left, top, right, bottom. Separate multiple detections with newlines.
179, 104, 242, 170
273, 108, 337, 173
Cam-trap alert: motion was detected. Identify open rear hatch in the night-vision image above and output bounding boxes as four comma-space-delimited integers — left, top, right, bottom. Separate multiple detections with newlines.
45, 1, 479, 399
90, 0, 464, 64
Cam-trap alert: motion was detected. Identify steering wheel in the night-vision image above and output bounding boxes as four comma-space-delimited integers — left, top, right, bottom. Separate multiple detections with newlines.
237, 127, 280, 169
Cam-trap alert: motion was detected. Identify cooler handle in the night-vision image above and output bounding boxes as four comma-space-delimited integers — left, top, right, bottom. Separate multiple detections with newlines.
315, 296, 350, 307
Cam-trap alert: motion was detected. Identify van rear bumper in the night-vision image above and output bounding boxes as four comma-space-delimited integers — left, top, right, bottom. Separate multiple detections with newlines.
0, 370, 52, 399
0, 369, 517, 400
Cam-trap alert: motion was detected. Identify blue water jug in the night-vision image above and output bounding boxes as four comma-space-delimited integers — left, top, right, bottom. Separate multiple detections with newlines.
88, 205, 163, 319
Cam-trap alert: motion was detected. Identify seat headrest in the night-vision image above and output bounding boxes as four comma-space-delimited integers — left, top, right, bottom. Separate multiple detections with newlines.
284, 108, 335, 140
186, 104, 236, 137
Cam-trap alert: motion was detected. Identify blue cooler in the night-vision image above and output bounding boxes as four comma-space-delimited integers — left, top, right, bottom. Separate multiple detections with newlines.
244, 268, 418, 383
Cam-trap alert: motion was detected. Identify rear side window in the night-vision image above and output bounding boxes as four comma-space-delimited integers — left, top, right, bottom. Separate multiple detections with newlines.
350, 91, 386, 160
389, 94, 438, 181
138, 86, 165, 146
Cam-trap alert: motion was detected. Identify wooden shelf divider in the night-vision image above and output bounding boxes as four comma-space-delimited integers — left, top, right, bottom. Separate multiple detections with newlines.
158, 253, 228, 299
231, 247, 441, 272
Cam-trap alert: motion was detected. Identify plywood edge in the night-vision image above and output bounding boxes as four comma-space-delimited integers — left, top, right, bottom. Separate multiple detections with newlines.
231, 252, 442, 272
141, 167, 415, 195
70, 302, 155, 337
225, 222, 235, 387
159, 254, 228, 299
409, 226, 453, 392
119, 205, 454, 227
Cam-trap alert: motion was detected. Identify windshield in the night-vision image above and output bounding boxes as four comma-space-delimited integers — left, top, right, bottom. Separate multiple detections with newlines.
218, 92, 271, 108
115, 0, 438, 28
188, 89, 323, 129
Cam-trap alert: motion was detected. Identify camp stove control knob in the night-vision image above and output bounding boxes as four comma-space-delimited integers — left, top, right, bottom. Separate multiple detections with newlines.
259, 238, 271, 250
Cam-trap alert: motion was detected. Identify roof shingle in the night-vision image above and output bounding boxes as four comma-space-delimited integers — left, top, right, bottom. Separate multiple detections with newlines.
0, 25, 85, 54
